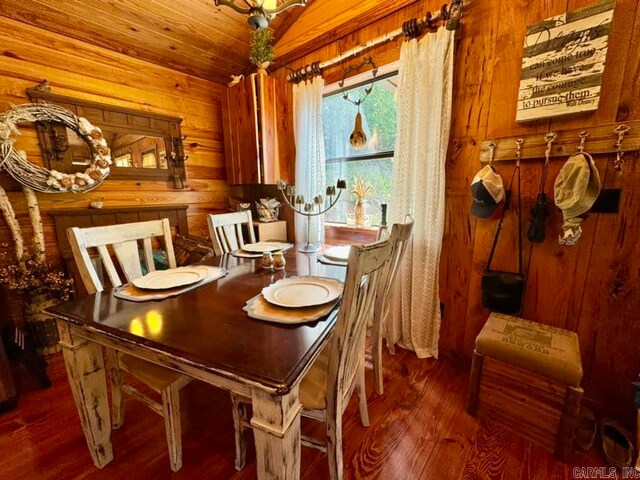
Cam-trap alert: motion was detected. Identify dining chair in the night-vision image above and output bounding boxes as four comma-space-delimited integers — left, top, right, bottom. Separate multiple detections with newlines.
67, 218, 190, 472
207, 211, 256, 255
232, 238, 392, 480
371, 215, 414, 395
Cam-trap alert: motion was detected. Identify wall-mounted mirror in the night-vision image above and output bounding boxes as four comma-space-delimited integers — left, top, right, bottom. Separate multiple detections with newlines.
27, 83, 187, 188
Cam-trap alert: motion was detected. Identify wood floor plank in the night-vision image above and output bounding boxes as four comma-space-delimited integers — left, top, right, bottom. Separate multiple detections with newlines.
0, 347, 607, 479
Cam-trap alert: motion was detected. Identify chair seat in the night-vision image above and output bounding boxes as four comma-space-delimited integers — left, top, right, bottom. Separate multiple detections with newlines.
300, 345, 331, 410
119, 354, 186, 392
475, 313, 583, 387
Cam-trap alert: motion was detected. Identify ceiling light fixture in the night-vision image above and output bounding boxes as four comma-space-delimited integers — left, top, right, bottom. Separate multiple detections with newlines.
214, 0, 308, 30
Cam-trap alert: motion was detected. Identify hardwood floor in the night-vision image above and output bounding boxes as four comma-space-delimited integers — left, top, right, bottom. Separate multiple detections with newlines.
0, 348, 605, 479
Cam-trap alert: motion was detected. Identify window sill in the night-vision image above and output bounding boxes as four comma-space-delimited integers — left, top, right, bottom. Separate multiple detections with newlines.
325, 222, 379, 245
325, 222, 379, 232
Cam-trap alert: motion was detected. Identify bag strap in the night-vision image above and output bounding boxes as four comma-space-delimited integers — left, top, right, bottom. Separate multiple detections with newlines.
486, 140, 523, 273
536, 132, 557, 196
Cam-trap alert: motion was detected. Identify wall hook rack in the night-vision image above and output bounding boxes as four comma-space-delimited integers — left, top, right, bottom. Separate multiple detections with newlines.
480, 120, 640, 163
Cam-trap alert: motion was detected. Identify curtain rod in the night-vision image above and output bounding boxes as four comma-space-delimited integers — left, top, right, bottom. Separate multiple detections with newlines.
287, 0, 464, 83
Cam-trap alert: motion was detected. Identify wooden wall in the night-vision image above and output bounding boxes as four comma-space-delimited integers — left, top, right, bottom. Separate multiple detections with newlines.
275, 0, 640, 426
0, 16, 236, 266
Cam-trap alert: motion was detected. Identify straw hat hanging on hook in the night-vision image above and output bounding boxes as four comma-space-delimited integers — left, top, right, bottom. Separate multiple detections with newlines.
554, 131, 601, 246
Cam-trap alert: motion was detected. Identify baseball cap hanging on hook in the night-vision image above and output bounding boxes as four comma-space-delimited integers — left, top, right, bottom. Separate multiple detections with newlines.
471, 141, 505, 220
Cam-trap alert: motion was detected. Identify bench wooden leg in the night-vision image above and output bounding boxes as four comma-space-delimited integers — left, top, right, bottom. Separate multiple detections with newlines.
467, 350, 484, 416
556, 385, 583, 461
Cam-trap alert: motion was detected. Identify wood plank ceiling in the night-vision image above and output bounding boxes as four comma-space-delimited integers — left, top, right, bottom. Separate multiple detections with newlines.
0, 0, 299, 84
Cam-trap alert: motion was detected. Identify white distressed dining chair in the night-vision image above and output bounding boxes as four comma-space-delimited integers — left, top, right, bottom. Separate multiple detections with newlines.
207, 211, 256, 255
371, 216, 414, 395
67, 218, 190, 472
232, 238, 392, 480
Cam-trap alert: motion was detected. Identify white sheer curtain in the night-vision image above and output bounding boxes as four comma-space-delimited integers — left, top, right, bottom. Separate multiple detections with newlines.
387, 27, 455, 359
293, 76, 326, 245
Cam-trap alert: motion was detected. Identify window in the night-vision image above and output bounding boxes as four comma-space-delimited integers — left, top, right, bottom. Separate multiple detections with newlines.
323, 72, 398, 226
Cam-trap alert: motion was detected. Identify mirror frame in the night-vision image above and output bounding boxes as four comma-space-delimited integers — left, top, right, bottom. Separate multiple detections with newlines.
27, 83, 187, 187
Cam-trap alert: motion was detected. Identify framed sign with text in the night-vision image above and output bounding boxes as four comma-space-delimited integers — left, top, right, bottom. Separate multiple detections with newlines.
516, 0, 615, 123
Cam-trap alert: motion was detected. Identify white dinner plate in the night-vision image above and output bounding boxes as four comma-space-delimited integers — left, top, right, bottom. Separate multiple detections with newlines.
262, 276, 343, 308
242, 242, 290, 253
323, 245, 351, 262
132, 266, 208, 290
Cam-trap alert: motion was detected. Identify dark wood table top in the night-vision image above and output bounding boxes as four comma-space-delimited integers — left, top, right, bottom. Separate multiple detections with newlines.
48, 249, 346, 394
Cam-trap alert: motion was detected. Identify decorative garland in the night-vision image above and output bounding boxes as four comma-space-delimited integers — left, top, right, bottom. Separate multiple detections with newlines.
0, 103, 111, 193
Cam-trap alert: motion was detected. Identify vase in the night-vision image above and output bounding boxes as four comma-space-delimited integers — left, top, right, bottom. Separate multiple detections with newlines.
23, 292, 61, 356
355, 199, 367, 227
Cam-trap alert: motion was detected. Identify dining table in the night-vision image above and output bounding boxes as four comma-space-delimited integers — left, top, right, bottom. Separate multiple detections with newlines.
46, 248, 346, 480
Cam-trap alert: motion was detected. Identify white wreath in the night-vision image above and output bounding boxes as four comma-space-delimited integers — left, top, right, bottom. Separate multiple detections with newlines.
0, 103, 111, 193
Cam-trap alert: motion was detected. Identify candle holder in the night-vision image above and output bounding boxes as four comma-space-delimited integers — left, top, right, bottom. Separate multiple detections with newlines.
277, 179, 347, 253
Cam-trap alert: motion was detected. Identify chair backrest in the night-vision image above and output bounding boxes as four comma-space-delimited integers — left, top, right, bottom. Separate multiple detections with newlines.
375, 215, 414, 315
67, 218, 177, 294
207, 211, 256, 255
327, 238, 391, 410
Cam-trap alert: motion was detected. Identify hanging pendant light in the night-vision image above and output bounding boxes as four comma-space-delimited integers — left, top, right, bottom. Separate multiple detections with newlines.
214, 0, 308, 30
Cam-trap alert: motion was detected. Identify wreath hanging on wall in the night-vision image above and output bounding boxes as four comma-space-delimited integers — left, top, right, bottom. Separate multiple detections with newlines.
0, 103, 112, 193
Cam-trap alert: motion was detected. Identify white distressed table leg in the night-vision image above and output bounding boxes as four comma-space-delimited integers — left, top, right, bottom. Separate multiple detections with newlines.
250, 386, 302, 480
58, 322, 113, 468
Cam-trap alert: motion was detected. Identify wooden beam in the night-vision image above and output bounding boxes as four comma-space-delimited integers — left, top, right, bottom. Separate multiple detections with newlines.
274, 0, 422, 67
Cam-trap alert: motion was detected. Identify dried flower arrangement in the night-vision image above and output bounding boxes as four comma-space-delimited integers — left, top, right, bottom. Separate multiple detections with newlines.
351, 176, 373, 227
0, 166, 75, 353
351, 176, 373, 201
0, 254, 73, 302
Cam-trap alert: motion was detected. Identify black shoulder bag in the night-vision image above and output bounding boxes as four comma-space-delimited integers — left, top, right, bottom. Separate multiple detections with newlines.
481, 156, 526, 314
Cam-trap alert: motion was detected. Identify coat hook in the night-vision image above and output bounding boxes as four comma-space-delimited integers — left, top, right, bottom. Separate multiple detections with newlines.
578, 131, 589, 153
488, 141, 496, 165
515, 138, 524, 166
544, 132, 557, 166
614, 124, 631, 174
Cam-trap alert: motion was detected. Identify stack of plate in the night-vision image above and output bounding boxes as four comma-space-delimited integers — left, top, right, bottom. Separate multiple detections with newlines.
116, 265, 227, 302
317, 245, 350, 266
323, 246, 350, 262
132, 266, 211, 290
245, 276, 343, 324
233, 242, 293, 258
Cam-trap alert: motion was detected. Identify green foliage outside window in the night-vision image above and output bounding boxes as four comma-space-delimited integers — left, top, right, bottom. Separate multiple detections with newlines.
322, 74, 398, 225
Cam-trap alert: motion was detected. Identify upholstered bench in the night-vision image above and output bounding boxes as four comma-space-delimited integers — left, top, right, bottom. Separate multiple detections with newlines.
467, 313, 584, 460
